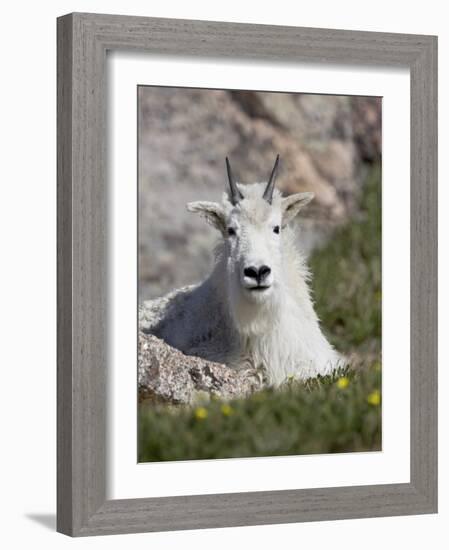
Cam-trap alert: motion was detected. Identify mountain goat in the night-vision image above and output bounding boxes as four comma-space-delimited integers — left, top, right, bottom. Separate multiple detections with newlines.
140, 155, 344, 386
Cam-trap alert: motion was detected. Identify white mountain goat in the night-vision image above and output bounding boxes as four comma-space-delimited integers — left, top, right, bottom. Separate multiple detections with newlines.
140, 156, 344, 386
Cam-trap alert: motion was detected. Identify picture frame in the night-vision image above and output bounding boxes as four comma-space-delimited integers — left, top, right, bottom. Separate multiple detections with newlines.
57, 12, 437, 536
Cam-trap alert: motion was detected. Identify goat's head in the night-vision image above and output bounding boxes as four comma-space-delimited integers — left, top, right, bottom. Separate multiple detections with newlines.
187, 155, 314, 307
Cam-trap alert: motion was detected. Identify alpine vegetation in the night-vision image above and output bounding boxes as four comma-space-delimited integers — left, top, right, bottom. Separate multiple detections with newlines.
140, 156, 344, 386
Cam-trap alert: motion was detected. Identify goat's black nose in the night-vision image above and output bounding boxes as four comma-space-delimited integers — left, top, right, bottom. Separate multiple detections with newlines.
259, 265, 271, 280
243, 266, 259, 280
244, 265, 271, 283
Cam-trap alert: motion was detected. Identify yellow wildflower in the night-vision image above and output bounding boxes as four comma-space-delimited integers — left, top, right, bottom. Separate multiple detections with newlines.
194, 407, 208, 420
336, 376, 349, 389
367, 390, 381, 406
221, 404, 234, 417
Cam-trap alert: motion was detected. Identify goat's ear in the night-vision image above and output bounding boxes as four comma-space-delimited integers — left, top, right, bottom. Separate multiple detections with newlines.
186, 201, 226, 233
281, 192, 314, 226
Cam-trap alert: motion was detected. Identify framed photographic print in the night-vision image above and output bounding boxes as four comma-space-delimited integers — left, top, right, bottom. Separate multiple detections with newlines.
57, 13, 437, 536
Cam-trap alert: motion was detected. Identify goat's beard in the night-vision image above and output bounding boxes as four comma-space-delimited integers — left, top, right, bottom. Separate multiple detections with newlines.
214, 249, 280, 336
227, 276, 280, 336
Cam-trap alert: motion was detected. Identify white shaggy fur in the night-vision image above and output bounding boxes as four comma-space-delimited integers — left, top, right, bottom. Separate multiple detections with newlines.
140, 182, 344, 386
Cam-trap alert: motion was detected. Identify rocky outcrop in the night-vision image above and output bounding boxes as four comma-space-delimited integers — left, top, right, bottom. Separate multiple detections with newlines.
138, 332, 263, 405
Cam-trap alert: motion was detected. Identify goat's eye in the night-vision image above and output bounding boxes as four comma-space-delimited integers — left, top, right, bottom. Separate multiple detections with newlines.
273, 225, 280, 234
227, 227, 236, 236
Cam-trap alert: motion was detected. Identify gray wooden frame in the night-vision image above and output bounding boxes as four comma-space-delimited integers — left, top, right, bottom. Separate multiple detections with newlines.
57, 12, 438, 537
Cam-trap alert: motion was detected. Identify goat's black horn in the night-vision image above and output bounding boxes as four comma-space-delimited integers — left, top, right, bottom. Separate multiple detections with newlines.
226, 157, 243, 205
262, 154, 280, 204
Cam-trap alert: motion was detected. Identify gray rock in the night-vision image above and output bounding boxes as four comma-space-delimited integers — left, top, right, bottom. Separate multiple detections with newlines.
138, 332, 263, 405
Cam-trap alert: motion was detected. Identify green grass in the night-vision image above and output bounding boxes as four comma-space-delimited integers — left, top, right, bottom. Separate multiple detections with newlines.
138, 165, 382, 462
310, 164, 381, 357
139, 367, 381, 461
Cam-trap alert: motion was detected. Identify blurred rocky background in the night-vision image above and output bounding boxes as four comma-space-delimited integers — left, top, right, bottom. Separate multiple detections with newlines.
138, 87, 381, 300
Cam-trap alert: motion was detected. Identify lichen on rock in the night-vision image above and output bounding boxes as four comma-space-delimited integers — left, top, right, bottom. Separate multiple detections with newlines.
138, 331, 263, 405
